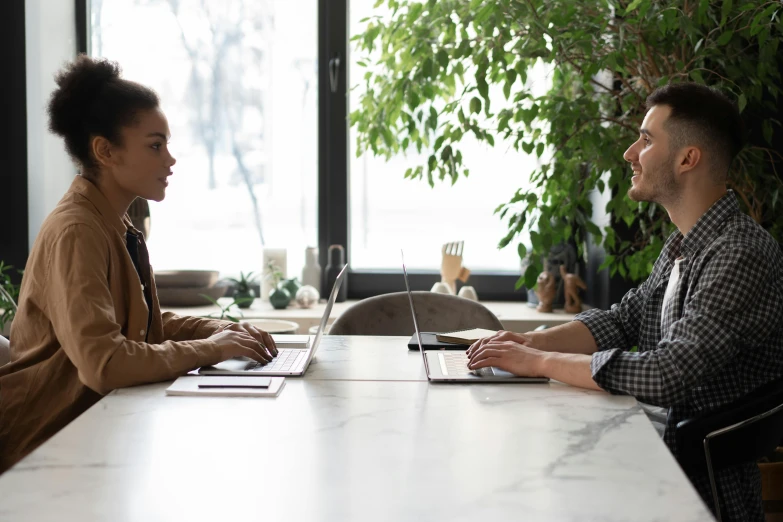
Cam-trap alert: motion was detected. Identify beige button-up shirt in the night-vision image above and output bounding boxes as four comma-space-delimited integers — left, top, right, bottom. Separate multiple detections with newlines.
0, 176, 230, 472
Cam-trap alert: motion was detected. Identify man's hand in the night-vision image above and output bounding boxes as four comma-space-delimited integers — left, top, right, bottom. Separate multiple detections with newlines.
466, 338, 547, 377
466, 330, 541, 357
209, 322, 278, 363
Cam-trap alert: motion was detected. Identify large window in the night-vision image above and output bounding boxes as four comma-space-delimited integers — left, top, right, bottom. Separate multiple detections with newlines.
84, 0, 550, 299
348, 1, 552, 273
90, 0, 317, 278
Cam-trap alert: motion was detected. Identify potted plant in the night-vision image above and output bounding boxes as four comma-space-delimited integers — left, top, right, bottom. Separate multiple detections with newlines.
264, 261, 291, 310
228, 271, 259, 309
351, 0, 783, 290
0, 262, 21, 337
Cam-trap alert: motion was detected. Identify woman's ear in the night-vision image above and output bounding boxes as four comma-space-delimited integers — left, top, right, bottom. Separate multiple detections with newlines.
91, 136, 114, 168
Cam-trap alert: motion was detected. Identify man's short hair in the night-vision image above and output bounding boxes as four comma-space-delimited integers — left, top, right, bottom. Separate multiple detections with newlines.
646, 83, 744, 181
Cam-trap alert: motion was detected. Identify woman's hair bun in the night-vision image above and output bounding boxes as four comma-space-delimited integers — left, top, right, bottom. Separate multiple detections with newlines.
46, 54, 159, 174
48, 55, 121, 139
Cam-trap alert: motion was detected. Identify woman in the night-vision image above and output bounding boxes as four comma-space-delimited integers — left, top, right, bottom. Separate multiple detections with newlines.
0, 56, 276, 473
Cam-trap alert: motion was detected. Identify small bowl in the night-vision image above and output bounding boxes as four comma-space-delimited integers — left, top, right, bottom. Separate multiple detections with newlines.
244, 319, 300, 334
154, 270, 220, 288
156, 284, 227, 307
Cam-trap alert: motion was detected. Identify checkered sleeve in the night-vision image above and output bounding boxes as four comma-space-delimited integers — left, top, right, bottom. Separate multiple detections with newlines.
575, 276, 652, 351
591, 241, 780, 406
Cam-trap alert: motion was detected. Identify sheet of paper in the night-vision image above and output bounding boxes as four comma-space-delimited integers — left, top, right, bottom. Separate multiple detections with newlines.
165, 376, 285, 397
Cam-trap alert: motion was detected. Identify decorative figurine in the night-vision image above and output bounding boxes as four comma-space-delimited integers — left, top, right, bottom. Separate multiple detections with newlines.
457, 285, 478, 301
295, 285, 319, 309
441, 241, 470, 295
535, 271, 556, 313
560, 265, 587, 313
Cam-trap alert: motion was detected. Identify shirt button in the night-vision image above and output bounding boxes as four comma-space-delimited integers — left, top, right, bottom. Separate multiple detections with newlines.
140, 329, 146, 336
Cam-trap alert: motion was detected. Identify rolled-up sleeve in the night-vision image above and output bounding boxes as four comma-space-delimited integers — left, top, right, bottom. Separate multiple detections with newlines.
45, 225, 224, 395
590, 244, 779, 407
161, 312, 230, 342
575, 276, 652, 351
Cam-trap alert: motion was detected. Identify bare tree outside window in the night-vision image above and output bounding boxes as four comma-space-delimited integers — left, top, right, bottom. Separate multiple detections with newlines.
91, 0, 317, 276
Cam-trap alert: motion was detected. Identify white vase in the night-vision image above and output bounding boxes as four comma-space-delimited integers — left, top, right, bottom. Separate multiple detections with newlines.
301, 247, 321, 291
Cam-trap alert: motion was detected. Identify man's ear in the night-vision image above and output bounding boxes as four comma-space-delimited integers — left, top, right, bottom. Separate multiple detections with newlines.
91, 136, 114, 168
678, 146, 702, 174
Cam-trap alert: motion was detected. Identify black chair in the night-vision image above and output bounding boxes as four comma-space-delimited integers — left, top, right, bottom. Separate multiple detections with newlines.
675, 375, 783, 521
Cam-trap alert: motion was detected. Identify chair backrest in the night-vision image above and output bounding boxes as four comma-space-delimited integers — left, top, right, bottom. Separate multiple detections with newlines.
676, 375, 783, 476
328, 291, 504, 336
0, 335, 10, 367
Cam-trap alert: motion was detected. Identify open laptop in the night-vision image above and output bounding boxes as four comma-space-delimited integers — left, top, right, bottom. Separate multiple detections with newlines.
199, 265, 347, 377
402, 254, 548, 383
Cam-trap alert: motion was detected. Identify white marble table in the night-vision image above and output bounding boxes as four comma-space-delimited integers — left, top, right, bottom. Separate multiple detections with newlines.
299, 335, 428, 381
0, 338, 714, 522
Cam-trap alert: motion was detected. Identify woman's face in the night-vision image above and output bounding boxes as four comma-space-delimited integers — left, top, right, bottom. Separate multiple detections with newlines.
109, 107, 176, 202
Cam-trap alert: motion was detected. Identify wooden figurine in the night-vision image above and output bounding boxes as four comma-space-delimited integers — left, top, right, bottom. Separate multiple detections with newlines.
560, 265, 587, 313
535, 271, 556, 313
440, 241, 470, 294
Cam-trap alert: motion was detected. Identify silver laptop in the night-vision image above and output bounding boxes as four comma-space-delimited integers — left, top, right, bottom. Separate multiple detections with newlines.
402, 254, 548, 383
199, 265, 347, 377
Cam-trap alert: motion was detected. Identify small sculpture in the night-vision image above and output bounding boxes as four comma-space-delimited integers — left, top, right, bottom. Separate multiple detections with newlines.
535, 271, 556, 313
430, 282, 452, 294
441, 241, 470, 295
457, 285, 478, 301
295, 285, 319, 309
560, 265, 587, 313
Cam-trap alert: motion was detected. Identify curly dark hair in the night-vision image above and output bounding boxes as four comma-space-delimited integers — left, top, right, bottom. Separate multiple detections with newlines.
47, 54, 160, 179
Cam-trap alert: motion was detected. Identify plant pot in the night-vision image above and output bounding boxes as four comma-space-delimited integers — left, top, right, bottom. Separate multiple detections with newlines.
234, 289, 256, 309
280, 278, 301, 299
269, 288, 291, 310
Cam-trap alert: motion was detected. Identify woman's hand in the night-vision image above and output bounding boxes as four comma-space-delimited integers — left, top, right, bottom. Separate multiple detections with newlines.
209, 322, 278, 363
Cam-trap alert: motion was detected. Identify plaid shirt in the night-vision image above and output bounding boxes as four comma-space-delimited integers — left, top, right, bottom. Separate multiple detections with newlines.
576, 191, 783, 521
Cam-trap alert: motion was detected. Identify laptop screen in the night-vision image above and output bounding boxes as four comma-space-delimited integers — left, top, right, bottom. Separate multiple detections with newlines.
401, 252, 429, 375
303, 263, 347, 365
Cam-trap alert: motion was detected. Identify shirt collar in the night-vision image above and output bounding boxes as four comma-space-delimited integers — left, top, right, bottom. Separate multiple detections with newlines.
68, 175, 128, 237
680, 190, 739, 258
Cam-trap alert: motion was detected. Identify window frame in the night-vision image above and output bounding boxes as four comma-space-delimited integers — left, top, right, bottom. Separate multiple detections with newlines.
76, 0, 528, 301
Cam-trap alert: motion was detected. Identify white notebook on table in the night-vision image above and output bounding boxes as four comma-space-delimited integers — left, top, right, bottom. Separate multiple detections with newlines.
165, 375, 286, 397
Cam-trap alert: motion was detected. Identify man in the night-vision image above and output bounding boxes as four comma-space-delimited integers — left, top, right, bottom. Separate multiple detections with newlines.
468, 82, 783, 521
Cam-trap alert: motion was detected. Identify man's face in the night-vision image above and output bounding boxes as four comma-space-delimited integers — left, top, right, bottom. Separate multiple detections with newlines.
623, 104, 679, 205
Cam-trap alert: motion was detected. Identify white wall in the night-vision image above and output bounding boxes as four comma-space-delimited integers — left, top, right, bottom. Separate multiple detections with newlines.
25, 0, 77, 247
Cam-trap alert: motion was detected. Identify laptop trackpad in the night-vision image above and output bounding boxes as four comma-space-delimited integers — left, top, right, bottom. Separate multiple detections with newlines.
489, 367, 516, 378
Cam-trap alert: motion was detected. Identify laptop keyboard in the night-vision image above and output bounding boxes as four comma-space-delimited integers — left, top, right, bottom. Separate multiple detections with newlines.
247, 349, 306, 373
440, 352, 494, 377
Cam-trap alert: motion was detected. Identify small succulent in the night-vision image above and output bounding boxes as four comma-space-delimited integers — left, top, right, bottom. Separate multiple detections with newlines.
228, 271, 259, 293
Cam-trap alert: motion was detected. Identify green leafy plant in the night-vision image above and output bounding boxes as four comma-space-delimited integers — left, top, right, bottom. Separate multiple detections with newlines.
228, 271, 259, 294
0, 262, 22, 332
351, 0, 783, 289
